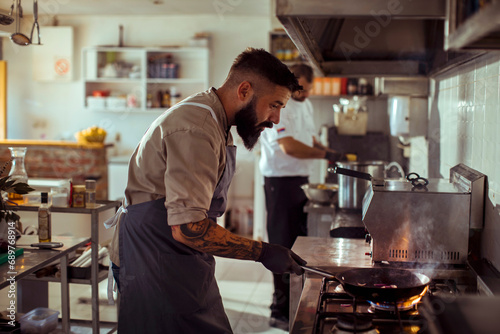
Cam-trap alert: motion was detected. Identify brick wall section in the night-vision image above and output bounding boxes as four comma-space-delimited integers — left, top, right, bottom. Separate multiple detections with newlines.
0, 144, 108, 200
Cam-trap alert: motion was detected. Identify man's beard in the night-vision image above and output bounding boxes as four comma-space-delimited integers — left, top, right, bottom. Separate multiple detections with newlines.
235, 97, 273, 150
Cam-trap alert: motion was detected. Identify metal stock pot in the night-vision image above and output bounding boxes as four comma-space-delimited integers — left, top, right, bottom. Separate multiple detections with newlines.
334, 161, 386, 210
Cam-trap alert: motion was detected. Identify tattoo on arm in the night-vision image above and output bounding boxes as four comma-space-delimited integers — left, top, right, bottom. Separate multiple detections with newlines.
173, 218, 262, 260
179, 220, 211, 239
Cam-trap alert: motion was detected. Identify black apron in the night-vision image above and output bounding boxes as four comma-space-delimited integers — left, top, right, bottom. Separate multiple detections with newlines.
118, 103, 236, 333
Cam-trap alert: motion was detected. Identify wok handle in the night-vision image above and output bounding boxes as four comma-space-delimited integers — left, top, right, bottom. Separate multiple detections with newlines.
332, 166, 372, 181
301, 265, 337, 279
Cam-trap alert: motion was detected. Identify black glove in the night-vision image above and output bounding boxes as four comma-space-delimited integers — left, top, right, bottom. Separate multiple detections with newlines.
325, 151, 343, 163
257, 242, 307, 275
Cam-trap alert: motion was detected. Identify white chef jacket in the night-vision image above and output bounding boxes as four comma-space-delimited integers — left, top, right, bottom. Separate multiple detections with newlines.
259, 98, 316, 177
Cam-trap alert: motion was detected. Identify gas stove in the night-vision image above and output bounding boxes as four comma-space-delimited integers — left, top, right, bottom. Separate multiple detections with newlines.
308, 276, 470, 334
289, 238, 482, 334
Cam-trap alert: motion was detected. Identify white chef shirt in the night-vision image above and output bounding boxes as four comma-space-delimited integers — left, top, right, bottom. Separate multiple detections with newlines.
259, 98, 316, 177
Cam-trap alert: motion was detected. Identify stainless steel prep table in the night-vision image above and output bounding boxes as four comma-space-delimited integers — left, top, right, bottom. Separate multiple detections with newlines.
1, 235, 90, 333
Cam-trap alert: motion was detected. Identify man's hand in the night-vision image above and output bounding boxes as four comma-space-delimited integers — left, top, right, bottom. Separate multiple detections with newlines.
257, 242, 307, 275
324, 150, 343, 163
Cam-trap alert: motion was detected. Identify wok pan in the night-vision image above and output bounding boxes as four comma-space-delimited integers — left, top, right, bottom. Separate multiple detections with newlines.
302, 266, 430, 303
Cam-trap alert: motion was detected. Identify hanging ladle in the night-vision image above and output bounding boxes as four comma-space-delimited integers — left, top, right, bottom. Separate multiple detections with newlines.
10, 0, 30, 46
0, 0, 15, 26
30, 0, 41, 45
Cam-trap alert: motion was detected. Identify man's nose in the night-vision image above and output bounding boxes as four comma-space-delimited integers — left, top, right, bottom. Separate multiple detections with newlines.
269, 109, 280, 124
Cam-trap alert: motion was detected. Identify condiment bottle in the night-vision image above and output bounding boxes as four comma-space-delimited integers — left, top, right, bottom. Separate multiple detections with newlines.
347, 78, 358, 95
38, 192, 51, 242
72, 185, 86, 208
85, 179, 96, 208
358, 78, 368, 95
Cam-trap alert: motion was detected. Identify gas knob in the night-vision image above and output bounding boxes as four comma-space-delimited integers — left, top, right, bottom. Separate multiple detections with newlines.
365, 252, 372, 257
365, 234, 372, 243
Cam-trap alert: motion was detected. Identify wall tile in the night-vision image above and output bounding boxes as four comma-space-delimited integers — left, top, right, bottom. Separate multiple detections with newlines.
485, 57, 500, 77
431, 54, 500, 270
476, 58, 487, 80
475, 78, 486, 106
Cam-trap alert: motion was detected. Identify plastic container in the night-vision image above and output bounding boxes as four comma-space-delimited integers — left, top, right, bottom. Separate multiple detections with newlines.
334, 110, 368, 135
106, 96, 127, 110
19, 307, 59, 334
86, 96, 106, 109
50, 187, 69, 207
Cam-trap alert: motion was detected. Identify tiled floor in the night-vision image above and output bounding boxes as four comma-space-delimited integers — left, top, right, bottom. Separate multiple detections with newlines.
4, 257, 287, 333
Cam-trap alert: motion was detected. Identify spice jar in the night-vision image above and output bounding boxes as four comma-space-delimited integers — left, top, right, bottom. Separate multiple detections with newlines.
72, 185, 86, 208
85, 180, 96, 208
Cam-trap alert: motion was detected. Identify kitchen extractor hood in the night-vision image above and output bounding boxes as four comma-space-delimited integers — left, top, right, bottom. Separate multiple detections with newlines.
276, 0, 448, 76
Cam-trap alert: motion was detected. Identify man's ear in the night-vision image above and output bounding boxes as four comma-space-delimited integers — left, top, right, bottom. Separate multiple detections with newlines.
237, 81, 253, 102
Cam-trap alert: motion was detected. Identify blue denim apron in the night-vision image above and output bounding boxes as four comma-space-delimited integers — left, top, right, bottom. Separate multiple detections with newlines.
118, 103, 236, 333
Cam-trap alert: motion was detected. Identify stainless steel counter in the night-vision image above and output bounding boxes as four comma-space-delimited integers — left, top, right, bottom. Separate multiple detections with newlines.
290, 237, 372, 327
304, 202, 364, 238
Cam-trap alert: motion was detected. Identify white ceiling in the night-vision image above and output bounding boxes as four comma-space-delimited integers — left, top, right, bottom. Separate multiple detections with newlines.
0, 0, 272, 16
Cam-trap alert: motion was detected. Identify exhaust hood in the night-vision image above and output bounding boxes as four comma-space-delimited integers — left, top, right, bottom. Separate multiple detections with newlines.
275, 0, 447, 76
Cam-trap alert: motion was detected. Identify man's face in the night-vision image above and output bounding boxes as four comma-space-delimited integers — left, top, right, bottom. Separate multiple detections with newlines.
292, 76, 313, 102
235, 85, 291, 150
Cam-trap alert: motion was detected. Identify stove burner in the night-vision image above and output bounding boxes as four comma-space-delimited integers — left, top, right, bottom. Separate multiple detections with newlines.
367, 298, 420, 312
331, 314, 377, 334
367, 303, 417, 313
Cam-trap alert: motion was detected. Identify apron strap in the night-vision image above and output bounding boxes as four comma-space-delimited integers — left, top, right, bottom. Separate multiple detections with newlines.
177, 102, 218, 124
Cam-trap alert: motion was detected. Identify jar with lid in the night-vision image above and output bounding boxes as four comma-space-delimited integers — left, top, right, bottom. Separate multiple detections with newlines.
72, 185, 86, 208
85, 180, 96, 208
358, 78, 368, 95
347, 78, 358, 95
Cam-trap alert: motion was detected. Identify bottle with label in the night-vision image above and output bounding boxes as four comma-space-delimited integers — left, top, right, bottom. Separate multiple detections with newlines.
85, 179, 96, 208
162, 89, 171, 108
347, 78, 358, 95
38, 192, 51, 243
72, 185, 86, 208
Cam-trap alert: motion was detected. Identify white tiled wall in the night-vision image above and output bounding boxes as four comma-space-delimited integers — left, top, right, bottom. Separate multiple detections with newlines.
429, 53, 500, 270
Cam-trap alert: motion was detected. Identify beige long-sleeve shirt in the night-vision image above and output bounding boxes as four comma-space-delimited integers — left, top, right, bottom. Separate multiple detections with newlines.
108, 88, 232, 265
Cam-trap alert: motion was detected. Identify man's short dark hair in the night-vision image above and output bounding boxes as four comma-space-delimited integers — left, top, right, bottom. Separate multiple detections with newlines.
289, 63, 314, 83
229, 47, 301, 93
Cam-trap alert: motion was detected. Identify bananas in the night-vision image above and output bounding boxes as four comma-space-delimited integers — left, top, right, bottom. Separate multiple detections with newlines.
75, 126, 107, 143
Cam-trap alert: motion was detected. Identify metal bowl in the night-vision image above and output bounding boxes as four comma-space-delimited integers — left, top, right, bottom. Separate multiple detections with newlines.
301, 183, 339, 205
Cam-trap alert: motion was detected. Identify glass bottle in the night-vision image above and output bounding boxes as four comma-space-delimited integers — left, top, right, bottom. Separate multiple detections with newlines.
8, 147, 28, 203
85, 179, 96, 208
38, 192, 52, 243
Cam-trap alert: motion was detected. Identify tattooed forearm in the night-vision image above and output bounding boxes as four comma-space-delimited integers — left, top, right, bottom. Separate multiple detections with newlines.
179, 220, 211, 239
172, 218, 262, 261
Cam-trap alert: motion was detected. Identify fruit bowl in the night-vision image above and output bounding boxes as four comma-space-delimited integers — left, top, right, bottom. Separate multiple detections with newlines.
75, 126, 107, 144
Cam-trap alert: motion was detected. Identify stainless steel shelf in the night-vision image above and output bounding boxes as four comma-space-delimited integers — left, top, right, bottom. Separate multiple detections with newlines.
8, 200, 121, 334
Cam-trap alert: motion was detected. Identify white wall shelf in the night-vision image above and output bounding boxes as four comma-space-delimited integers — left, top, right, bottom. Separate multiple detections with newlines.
82, 46, 209, 112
